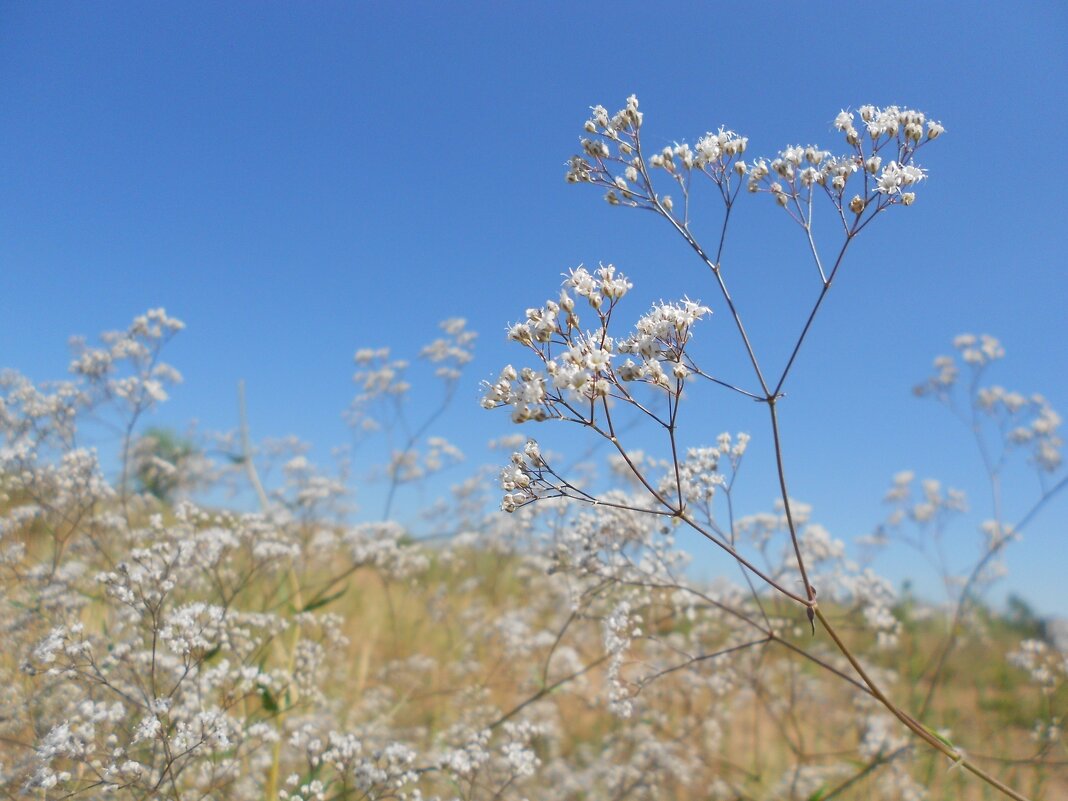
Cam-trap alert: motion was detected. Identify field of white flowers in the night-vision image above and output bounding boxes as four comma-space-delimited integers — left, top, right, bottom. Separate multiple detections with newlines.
1, 97, 1065, 801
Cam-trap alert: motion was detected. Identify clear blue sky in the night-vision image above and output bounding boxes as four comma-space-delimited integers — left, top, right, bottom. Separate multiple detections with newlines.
2, 2, 1066, 613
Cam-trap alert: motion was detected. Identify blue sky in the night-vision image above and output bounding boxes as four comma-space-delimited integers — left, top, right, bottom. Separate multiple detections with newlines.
2, 2, 1066, 613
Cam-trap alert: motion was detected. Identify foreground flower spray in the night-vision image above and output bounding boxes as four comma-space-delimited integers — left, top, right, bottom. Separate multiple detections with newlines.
484, 95, 1060, 801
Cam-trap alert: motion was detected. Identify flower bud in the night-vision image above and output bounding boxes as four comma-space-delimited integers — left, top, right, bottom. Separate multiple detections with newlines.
849, 195, 865, 214
901, 192, 916, 206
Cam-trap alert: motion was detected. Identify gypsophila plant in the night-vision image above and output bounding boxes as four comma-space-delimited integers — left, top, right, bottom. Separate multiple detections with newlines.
484, 95, 1065, 801
1, 105, 1065, 801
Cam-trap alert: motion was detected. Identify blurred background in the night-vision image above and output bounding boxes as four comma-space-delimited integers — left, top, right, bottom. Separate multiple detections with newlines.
1, 1, 1065, 612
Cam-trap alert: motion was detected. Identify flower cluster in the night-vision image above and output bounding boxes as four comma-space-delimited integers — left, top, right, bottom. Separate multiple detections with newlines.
566, 95, 941, 238
68, 308, 185, 413
603, 599, 642, 718
615, 298, 712, 387
482, 267, 712, 430
1008, 639, 1068, 690
498, 439, 546, 512
567, 95, 748, 213
420, 317, 477, 381
747, 104, 938, 220
916, 334, 1063, 472
669, 432, 750, 510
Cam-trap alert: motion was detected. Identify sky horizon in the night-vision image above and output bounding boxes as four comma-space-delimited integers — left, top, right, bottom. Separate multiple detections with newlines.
2, 2, 1066, 614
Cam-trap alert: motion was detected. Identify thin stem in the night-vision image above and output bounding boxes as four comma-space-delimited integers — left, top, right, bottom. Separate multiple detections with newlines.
382, 393, 452, 520
815, 608, 1033, 801
661, 212, 770, 397
238, 380, 271, 512
773, 235, 854, 397
767, 399, 815, 612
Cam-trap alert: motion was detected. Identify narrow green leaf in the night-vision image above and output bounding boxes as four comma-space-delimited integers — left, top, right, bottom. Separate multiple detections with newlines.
922, 724, 955, 749
259, 685, 279, 713
301, 585, 349, 613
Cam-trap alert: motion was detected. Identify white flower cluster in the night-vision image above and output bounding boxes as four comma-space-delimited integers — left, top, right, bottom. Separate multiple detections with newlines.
670, 432, 749, 507
352, 347, 411, 401
159, 601, 230, 656
882, 471, 968, 527
386, 435, 464, 483
0, 371, 83, 453
858, 712, 912, 760
68, 308, 185, 413
986, 388, 1063, 472
29, 623, 92, 671
567, 95, 940, 227
603, 599, 642, 718
340, 521, 431, 579
499, 720, 542, 779
483, 268, 712, 429
1008, 639, 1068, 690
673, 445, 726, 503
845, 569, 902, 650
420, 317, 477, 381
439, 726, 492, 778
3, 446, 114, 519
498, 439, 545, 513
279, 454, 350, 511
1031, 719, 1063, 746
955, 332, 1006, 366
835, 104, 944, 143
567, 95, 644, 185
567, 94, 749, 210
616, 298, 712, 387
748, 104, 937, 214
290, 729, 419, 796
916, 334, 1064, 472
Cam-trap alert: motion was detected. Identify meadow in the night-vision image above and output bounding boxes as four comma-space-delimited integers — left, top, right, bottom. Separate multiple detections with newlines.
1, 97, 1065, 801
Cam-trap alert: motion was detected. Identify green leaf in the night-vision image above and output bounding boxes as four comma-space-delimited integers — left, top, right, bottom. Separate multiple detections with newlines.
806, 786, 829, 801
201, 645, 222, 663
259, 685, 279, 713
301, 585, 349, 613
922, 724, 956, 749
